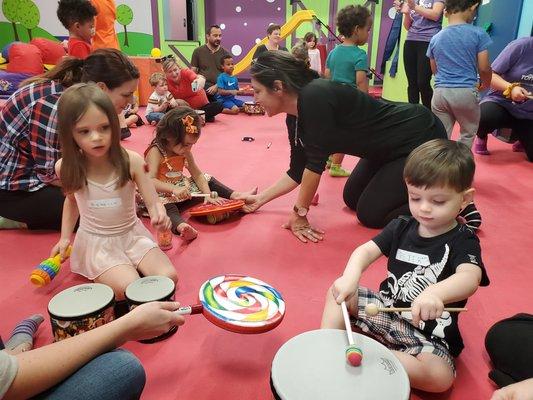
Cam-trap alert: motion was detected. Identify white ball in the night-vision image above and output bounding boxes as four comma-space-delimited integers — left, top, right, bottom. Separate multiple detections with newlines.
231, 45, 242, 56
235, 6, 242, 12
220, 23, 226, 30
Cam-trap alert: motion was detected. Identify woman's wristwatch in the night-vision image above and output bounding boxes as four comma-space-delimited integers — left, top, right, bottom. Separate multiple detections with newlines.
293, 205, 309, 217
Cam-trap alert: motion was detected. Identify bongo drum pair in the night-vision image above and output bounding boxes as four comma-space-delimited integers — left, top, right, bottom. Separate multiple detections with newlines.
270, 329, 410, 400
48, 277, 176, 343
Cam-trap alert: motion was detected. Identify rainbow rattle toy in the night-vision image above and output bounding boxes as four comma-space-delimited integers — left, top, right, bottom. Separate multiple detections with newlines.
30, 247, 72, 287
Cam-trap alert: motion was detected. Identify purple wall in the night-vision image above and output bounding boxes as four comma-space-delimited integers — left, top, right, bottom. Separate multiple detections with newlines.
205, 0, 287, 79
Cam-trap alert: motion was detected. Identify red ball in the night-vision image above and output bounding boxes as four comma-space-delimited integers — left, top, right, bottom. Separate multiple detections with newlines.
347, 351, 362, 366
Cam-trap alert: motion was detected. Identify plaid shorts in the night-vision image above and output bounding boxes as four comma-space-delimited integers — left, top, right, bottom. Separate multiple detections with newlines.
350, 287, 455, 372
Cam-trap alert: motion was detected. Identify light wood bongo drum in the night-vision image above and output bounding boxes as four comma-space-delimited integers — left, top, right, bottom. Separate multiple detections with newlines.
270, 329, 410, 400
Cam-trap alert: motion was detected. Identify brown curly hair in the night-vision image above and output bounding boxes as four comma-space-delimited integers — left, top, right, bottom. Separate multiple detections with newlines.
336, 5, 371, 38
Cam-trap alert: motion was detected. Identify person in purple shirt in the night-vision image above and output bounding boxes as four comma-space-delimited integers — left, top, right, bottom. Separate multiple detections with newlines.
394, 0, 444, 108
474, 37, 533, 161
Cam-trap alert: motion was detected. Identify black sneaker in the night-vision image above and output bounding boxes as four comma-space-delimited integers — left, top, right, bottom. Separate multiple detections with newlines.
120, 127, 132, 140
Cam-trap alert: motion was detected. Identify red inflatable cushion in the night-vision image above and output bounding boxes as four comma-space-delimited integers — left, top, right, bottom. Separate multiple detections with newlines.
7, 42, 43, 75
30, 38, 66, 65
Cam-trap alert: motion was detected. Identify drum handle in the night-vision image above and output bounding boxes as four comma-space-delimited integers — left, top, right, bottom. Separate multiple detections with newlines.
175, 304, 203, 315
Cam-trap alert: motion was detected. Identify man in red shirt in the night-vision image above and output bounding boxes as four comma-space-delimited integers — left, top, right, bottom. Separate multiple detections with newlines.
162, 56, 223, 122
57, 0, 97, 59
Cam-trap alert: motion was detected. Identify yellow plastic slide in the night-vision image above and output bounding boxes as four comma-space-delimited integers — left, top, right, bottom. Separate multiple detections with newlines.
233, 9, 316, 76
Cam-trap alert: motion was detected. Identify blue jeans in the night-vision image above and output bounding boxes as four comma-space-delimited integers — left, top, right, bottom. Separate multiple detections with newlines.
33, 349, 146, 400
146, 112, 166, 124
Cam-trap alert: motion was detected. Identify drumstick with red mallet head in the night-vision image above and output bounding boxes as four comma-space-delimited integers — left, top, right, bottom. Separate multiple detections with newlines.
190, 191, 218, 199
341, 301, 363, 366
364, 303, 467, 316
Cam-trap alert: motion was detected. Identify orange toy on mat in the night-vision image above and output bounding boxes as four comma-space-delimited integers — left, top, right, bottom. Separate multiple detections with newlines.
189, 199, 245, 224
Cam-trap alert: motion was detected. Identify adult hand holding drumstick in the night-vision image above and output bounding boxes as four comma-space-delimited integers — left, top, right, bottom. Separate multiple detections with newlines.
2, 302, 184, 399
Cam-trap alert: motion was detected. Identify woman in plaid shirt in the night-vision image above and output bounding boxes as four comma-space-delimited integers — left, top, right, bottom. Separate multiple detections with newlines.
0, 49, 139, 230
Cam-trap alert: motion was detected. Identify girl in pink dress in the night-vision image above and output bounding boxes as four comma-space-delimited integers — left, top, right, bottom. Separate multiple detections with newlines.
50, 83, 178, 307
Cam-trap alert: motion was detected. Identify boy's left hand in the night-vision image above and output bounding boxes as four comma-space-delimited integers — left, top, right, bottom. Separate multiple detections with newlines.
150, 202, 172, 231
411, 291, 444, 327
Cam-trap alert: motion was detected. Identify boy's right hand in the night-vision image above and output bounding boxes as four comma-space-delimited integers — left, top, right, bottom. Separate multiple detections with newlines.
50, 238, 71, 261
172, 187, 191, 201
331, 275, 358, 305
121, 301, 185, 342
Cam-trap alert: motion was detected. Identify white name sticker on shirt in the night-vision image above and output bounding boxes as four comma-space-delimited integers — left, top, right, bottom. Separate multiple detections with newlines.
395, 249, 430, 266
88, 198, 122, 209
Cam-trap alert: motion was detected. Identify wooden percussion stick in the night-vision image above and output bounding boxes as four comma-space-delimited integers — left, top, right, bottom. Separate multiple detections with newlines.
190, 191, 218, 199
364, 303, 467, 316
341, 301, 355, 346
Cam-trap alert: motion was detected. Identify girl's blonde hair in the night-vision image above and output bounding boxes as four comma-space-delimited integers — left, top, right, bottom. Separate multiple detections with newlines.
57, 83, 131, 194
151, 106, 201, 150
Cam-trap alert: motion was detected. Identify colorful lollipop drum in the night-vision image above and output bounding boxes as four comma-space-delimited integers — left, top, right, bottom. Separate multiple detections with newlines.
271, 329, 410, 400
48, 283, 115, 342
177, 274, 285, 334
125, 276, 177, 343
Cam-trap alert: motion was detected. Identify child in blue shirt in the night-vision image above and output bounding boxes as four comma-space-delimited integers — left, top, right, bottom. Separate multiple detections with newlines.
216, 55, 244, 115
325, 5, 371, 177
427, 0, 492, 148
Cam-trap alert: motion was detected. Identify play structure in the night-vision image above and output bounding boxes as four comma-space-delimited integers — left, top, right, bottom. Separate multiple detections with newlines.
232, 9, 316, 76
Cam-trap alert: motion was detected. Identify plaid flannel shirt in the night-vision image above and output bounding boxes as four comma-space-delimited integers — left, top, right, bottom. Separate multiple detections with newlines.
0, 81, 63, 192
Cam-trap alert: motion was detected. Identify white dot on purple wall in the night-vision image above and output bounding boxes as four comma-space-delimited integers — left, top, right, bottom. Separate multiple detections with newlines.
244, 22, 248, 26
231, 45, 242, 56
266, 0, 275, 3
220, 23, 226, 30
277, 7, 281, 11
388, 7, 397, 19
236, 6, 242, 12
255, 38, 261, 44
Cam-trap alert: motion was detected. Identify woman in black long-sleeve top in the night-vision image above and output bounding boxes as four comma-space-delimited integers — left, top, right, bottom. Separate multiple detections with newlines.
244, 51, 446, 243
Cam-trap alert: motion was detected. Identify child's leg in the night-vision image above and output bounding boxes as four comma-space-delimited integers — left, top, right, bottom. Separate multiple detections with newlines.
431, 88, 456, 139
207, 177, 257, 200
165, 202, 198, 240
222, 107, 239, 115
448, 88, 480, 148
95, 264, 141, 301
392, 351, 454, 393
137, 248, 178, 285
329, 154, 351, 177
124, 113, 139, 127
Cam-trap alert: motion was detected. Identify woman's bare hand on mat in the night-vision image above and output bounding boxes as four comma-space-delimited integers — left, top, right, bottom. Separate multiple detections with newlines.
282, 214, 324, 243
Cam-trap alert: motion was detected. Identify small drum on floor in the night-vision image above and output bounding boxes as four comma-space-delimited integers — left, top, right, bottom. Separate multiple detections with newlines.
195, 109, 206, 125
188, 199, 245, 224
48, 283, 115, 342
270, 329, 410, 400
125, 276, 177, 343
243, 101, 265, 115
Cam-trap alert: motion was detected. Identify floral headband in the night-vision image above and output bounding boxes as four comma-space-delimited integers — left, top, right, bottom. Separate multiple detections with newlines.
182, 115, 198, 135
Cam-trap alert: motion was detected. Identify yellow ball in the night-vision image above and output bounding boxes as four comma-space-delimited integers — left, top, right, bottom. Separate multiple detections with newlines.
151, 48, 162, 58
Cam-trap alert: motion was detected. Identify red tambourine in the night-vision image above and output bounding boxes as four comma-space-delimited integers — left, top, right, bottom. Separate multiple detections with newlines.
176, 274, 286, 334
188, 199, 245, 224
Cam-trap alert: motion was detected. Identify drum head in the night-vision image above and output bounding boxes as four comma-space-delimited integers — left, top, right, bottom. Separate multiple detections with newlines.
271, 329, 410, 400
48, 283, 115, 319
189, 199, 244, 217
125, 276, 175, 304
198, 274, 285, 334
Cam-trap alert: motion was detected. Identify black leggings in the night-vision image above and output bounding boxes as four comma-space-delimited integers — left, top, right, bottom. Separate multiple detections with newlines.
403, 40, 433, 109
0, 186, 64, 230
343, 157, 410, 229
164, 176, 234, 231
477, 101, 533, 161
200, 100, 223, 122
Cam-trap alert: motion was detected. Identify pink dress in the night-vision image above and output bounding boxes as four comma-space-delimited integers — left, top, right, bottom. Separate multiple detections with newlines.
70, 177, 157, 279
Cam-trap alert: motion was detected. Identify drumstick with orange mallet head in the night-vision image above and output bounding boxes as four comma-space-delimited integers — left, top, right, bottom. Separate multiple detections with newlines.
341, 301, 363, 366
364, 303, 467, 316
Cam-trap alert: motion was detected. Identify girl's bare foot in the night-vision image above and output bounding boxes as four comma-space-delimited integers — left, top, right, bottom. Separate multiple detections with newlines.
230, 187, 258, 201
177, 223, 198, 241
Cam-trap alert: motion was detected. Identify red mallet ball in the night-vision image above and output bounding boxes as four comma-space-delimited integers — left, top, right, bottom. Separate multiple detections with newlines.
346, 345, 363, 366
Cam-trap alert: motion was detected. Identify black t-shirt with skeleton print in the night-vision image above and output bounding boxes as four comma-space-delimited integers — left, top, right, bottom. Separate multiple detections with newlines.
372, 216, 489, 356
